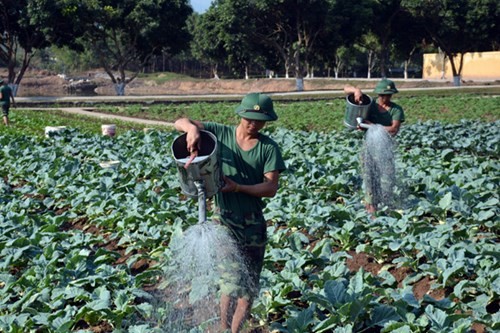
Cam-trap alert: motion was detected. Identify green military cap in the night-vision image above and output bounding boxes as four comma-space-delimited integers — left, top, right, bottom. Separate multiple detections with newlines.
373, 79, 399, 94
235, 93, 278, 121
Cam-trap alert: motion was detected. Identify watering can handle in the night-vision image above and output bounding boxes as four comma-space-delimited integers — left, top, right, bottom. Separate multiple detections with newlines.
184, 150, 198, 169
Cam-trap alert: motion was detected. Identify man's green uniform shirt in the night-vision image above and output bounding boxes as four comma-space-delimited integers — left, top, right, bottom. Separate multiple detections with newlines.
367, 101, 405, 126
203, 122, 286, 215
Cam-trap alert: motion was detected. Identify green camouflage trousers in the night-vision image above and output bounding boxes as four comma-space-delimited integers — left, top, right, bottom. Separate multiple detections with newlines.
212, 209, 267, 299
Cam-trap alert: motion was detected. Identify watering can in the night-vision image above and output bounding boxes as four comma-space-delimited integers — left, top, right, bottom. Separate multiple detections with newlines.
344, 93, 372, 129
171, 130, 223, 199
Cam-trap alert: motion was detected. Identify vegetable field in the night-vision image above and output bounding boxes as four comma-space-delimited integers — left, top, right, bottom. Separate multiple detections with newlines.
0, 114, 499, 332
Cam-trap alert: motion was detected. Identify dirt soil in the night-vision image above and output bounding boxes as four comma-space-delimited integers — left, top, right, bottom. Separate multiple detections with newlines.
5, 68, 495, 97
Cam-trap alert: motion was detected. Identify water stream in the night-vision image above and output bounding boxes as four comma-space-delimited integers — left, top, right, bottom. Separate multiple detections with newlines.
362, 124, 397, 210
158, 222, 248, 332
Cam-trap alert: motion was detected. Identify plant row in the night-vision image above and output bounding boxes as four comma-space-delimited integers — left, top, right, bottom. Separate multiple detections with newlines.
0, 120, 498, 332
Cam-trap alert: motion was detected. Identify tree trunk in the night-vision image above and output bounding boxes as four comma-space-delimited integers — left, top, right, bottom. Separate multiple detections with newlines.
447, 52, 464, 86
115, 82, 125, 96
8, 84, 19, 97
306, 63, 315, 78
4, 38, 17, 86
334, 58, 343, 79
10, 49, 34, 96
367, 50, 373, 79
294, 45, 303, 91
404, 46, 416, 80
212, 63, 219, 80
8, 60, 16, 87
379, 48, 387, 78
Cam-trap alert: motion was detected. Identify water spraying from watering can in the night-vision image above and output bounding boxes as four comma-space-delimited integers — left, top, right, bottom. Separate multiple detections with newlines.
361, 124, 397, 211
157, 221, 247, 331
343, 93, 401, 213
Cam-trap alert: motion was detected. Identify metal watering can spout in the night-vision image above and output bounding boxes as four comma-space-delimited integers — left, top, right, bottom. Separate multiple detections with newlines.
357, 117, 372, 129
194, 180, 207, 223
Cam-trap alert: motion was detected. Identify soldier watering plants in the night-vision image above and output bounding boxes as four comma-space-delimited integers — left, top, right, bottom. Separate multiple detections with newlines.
344, 79, 405, 215
344, 78, 405, 136
174, 92, 286, 332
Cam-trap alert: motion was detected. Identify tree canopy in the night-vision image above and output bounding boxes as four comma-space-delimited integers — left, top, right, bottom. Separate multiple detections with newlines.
2, 0, 193, 94
1, 0, 54, 87
2, 0, 499, 90
64, 0, 193, 92
402, 0, 500, 83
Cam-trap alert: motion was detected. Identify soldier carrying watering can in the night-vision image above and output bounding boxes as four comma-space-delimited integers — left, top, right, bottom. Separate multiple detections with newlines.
344, 79, 405, 216
174, 92, 286, 333
344, 78, 405, 136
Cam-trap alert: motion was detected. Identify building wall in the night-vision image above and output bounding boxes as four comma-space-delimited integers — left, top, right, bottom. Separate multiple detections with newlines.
423, 51, 500, 80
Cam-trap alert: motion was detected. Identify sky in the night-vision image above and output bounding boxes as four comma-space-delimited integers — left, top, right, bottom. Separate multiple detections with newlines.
190, 0, 213, 13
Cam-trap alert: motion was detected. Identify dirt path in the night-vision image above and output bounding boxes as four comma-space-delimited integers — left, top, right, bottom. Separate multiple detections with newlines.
12, 68, 499, 98
32, 107, 175, 127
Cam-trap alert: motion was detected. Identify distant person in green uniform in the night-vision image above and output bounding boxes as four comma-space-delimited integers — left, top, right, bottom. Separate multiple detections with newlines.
0, 79, 16, 126
344, 79, 405, 214
344, 78, 405, 136
174, 92, 286, 333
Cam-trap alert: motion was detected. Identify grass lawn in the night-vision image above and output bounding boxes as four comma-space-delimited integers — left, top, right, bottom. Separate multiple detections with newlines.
3, 91, 499, 135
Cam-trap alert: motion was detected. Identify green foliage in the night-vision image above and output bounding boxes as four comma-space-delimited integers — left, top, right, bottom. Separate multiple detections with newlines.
0, 100, 498, 332
1, 109, 164, 136
37, 46, 101, 74
87, 94, 500, 133
256, 121, 498, 332
0, 0, 54, 83
26, 0, 194, 90
190, 0, 259, 76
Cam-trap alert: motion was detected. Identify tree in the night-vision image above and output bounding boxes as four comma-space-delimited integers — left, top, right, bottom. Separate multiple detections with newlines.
332, 46, 354, 78
216, 0, 261, 79
99, 0, 191, 94
315, 0, 373, 79
247, 0, 295, 79
189, 10, 225, 79
191, 0, 295, 80
367, 0, 404, 78
403, 0, 500, 85
356, 32, 381, 78
0, 0, 57, 95
190, 0, 260, 79
391, 8, 427, 79
37, 0, 193, 95
252, 0, 336, 90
